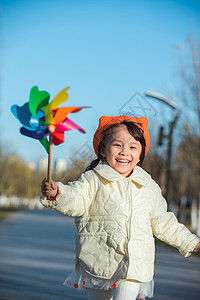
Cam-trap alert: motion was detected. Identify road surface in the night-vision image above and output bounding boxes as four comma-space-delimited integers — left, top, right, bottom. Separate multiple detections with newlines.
0, 209, 199, 300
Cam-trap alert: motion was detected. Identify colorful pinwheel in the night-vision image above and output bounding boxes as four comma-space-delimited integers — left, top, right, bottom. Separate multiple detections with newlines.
11, 86, 90, 183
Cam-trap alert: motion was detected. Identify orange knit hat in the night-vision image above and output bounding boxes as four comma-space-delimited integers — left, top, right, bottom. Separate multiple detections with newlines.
93, 115, 150, 156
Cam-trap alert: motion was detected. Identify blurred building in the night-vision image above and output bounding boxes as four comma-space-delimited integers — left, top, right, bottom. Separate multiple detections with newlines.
27, 161, 37, 171
54, 158, 67, 173
39, 157, 48, 173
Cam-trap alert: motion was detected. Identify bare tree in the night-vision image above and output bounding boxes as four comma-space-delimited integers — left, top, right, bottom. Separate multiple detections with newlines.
177, 36, 200, 134
176, 134, 200, 197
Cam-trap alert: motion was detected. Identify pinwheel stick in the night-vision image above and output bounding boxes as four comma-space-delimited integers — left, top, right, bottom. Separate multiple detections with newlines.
47, 134, 53, 185
47, 125, 55, 187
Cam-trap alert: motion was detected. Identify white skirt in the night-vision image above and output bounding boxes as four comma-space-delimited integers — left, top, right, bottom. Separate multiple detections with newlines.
87, 281, 141, 300
63, 260, 154, 299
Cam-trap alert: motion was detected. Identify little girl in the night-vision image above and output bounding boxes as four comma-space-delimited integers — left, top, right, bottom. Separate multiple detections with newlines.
41, 115, 200, 300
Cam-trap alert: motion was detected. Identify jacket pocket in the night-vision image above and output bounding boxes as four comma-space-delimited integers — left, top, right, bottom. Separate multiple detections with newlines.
76, 232, 110, 278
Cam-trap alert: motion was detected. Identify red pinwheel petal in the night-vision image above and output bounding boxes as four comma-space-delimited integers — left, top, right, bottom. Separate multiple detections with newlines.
51, 132, 65, 145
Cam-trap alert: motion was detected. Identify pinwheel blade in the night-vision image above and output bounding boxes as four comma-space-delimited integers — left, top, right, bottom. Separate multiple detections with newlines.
55, 117, 86, 134
45, 87, 70, 123
20, 127, 49, 140
29, 86, 50, 120
52, 106, 91, 124
40, 138, 49, 153
11, 102, 32, 129
51, 132, 65, 145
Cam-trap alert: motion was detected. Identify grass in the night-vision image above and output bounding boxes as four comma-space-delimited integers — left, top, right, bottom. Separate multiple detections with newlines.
0, 208, 16, 222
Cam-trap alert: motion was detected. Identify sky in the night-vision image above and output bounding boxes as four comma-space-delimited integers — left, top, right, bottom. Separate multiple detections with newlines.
1, 0, 200, 168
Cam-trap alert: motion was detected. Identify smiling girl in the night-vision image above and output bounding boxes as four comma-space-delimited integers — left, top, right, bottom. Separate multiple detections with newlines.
41, 115, 200, 300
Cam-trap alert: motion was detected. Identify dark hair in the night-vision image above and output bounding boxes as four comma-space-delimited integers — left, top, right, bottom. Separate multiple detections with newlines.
86, 121, 146, 171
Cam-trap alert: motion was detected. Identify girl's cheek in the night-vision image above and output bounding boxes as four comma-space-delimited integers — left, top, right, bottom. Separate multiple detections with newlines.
107, 147, 114, 154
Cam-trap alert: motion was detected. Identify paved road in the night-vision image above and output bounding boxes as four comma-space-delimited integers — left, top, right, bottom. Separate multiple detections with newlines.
0, 209, 199, 300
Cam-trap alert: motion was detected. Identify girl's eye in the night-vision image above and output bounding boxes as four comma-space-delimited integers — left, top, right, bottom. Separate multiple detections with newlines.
130, 146, 136, 150
114, 143, 121, 147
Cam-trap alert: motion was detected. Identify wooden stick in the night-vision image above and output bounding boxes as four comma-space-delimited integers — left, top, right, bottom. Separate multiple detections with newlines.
47, 134, 53, 185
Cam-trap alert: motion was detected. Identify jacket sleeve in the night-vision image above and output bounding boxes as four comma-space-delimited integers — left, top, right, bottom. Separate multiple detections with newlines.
40, 171, 95, 217
150, 182, 200, 257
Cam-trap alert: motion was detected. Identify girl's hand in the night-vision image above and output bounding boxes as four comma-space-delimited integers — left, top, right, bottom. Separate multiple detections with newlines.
193, 241, 200, 253
41, 178, 58, 198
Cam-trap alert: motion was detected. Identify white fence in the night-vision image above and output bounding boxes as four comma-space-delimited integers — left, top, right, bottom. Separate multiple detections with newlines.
1, 194, 200, 235
0, 195, 44, 210
169, 197, 200, 235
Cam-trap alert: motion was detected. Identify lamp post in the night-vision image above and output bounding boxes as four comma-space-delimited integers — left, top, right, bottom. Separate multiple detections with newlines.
145, 91, 179, 200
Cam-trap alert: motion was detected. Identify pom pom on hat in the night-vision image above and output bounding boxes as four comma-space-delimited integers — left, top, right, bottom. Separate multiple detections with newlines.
93, 115, 150, 156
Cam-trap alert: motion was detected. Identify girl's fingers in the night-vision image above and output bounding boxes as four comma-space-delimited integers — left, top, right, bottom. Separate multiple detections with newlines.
41, 178, 58, 199
41, 179, 57, 197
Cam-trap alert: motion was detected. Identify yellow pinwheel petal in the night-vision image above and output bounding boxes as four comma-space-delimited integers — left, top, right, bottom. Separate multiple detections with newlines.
45, 87, 70, 123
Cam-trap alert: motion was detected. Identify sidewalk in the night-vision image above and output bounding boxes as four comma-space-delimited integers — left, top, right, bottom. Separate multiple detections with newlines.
0, 209, 199, 300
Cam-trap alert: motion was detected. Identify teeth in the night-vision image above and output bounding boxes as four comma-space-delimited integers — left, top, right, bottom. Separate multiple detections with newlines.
117, 160, 130, 163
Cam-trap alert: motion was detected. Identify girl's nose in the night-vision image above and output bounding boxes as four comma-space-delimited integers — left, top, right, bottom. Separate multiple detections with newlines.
120, 145, 128, 155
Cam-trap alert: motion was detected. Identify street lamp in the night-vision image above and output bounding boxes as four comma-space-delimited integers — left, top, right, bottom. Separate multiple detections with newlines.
145, 91, 179, 200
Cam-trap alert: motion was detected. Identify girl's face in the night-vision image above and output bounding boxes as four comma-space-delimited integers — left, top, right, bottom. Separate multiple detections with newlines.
101, 124, 142, 177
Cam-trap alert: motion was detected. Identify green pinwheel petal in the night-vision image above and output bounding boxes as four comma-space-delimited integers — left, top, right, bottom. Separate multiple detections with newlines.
40, 138, 49, 154
29, 86, 50, 121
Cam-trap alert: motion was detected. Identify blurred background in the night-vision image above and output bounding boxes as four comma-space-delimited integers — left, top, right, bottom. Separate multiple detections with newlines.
0, 0, 200, 234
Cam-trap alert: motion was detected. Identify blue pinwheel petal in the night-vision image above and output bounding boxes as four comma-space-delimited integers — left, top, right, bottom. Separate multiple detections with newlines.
20, 127, 49, 140
29, 115, 47, 131
36, 109, 48, 126
37, 110, 45, 120
11, 103, 47, 131
11, 103, 33, 129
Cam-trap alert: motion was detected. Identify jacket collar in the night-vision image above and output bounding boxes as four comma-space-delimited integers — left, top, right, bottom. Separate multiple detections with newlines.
94, 161, 151, 186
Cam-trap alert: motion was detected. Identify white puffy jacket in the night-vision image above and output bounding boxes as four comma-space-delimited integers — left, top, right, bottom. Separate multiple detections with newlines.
41, 162, 199, 282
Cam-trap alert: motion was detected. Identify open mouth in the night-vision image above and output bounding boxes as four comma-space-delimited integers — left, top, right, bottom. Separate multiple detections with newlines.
116, 159, 131, 165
